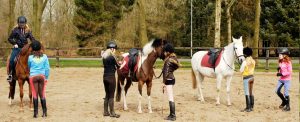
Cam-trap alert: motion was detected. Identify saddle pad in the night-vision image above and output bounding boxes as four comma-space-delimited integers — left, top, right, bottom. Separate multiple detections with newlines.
120, 55, 140, 74
200, 51, 223, 68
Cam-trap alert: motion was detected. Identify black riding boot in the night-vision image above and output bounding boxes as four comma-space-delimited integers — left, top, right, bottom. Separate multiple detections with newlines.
165, 101, 176, 121
250, 95, 254, 111
277, 92, 287, 109
283, 96, 290, 111
103, 98, 110, 116
108, 98, 120, 118
41, 98, 47, 117
241, 95, 251, 112
33, 98, 38, 118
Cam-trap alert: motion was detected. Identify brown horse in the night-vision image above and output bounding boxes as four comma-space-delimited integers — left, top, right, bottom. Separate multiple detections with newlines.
116, 39, 166, 113
7, 44, 33, 111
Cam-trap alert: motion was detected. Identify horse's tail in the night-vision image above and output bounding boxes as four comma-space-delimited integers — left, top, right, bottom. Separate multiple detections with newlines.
116, 70, 121, 102
192, 69, 197, 89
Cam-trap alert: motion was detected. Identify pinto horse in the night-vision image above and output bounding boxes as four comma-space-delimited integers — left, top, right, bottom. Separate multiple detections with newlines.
191, 37, 245, 105
7, 44, 34, 111
116, 39, 166, 113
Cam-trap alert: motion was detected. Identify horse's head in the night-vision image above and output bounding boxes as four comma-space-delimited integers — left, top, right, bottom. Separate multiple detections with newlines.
232, 36, 245, 64
19, 44, 32, 56
151, 38, 167, 60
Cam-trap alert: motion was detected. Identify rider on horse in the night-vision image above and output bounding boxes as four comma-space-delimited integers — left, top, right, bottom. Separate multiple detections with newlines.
7, 16, 35, 82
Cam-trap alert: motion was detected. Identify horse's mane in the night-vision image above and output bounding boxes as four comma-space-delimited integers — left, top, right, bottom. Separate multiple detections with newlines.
19, 44, 31, 56
142, 38, 163, 56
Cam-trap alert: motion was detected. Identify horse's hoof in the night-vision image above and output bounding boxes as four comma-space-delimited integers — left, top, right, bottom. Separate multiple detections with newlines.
227, 103, 232, 106
30, 108, 34, 111
8, 99, 12, 105
149, 110, 153, 113
216, 102, 220, 105
19, 108, 24, 112
124, 107, 128, 111
138, 110, 143, 114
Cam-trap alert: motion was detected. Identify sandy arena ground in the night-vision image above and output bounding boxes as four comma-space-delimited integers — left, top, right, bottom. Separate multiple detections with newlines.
0, 68, 299, 122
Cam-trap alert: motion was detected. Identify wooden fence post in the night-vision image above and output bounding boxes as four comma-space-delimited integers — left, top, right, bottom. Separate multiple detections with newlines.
56, 47, 60, 67
265, 49, 269, 71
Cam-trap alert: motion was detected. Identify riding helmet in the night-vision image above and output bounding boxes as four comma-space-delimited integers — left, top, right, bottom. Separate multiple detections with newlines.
277, 47, 289, 55
164, 43, 174, 53
106, 41, 117, 49
31, 40, 41, 51
17, 16, 27, 24
243, 47, 253, 57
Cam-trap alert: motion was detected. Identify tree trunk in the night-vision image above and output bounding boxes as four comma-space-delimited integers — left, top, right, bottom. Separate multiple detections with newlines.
225, 0, 231, 44
137, 0, 148, 47
253, 0, 261, 64
8, 0, 16, 36
21, 0, 24, 15
32, 0, 49, 43
214, 0, 221, 48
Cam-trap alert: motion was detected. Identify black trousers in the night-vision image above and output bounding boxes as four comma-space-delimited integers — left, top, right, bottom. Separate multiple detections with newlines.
103, 74, 116, 99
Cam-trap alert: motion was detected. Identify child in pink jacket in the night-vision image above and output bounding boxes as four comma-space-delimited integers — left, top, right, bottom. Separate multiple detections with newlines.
275, 47, 292, 111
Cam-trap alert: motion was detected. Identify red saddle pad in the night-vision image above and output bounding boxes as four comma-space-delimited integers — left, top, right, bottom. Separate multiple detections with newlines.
200, 51, 223, 68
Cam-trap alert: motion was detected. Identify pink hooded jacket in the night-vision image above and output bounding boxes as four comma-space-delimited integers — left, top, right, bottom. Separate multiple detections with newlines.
279, 61, 292, 80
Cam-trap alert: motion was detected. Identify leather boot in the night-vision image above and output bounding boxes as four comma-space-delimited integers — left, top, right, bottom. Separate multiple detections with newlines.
277, 92, 287, 109
165, 101, 176, 121
41, 98, 47, 117
241, 95, 251, 112
250, 95, 254, 111
33, 98, 38, 118
103, 98, 110, 116
283, 96, 290, 111
108, 98, 120, 118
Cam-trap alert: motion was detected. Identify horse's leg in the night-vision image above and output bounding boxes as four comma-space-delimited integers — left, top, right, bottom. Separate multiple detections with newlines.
226, 76, 233, 106
121, 77, 130, 110
18, 80, 24, 111
28, 80, 33, 110
8, 79, 16, 105
195, 72, 205, 102
137, 81, 144, 113
146, 80, 153, 113
216, 76, 223, 105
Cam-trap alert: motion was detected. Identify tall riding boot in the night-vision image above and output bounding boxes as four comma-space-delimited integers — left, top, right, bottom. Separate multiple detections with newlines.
165, 101, 176, 121
241, 95, 251, 112
103, 98, 110, 116
277, 92, 287, 109
33, 98, 38, 118
250, 95, 254, 111
41, 98, 47, 117
108, 98, 120, 118
283, 96, 290, 111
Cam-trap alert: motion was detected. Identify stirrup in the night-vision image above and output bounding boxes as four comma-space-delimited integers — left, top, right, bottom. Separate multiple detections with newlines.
7, 75, 12, 83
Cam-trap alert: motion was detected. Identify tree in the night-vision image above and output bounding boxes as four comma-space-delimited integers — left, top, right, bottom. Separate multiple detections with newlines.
253, 0, 261, 62
225, 0, 236, 44
214, 0, 221, 48
8, 0, 16, 35
32, 0, 49, 42
136, 0, 148, 47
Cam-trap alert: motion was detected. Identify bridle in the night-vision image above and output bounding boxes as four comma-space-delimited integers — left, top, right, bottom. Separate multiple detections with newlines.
222, 43, 244, 71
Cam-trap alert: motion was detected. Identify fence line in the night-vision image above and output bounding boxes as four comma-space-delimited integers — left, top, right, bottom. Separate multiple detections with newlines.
1, 47, 299, 69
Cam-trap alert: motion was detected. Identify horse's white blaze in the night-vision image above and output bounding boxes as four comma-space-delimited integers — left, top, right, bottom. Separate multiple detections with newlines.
138, 94, 142, 113
191, 36, 244, 105
148, 96, 153, 113
121, 85, 128, 110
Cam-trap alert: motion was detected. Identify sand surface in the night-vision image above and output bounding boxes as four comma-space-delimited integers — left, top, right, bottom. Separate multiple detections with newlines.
0, 68, 298, 122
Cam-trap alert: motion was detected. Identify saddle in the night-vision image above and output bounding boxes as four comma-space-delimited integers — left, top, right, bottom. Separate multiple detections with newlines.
120, 48, 140, 82
201, 48, 223, 71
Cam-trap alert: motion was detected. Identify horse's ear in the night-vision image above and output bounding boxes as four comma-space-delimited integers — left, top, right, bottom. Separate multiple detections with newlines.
239, 36, 243, 41
232, 36, 236, 43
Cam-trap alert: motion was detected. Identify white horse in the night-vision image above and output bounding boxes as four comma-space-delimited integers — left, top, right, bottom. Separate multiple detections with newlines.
191, 36, 245, 105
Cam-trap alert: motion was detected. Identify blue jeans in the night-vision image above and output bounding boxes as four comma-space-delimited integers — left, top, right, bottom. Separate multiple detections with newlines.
9, 48, 22, 73
275, 80, 291, 96
243, 77, 253, 95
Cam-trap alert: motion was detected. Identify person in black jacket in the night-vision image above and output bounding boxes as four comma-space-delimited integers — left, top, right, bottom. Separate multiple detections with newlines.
101, 41, 120, 118
162, 43, 180, 121
7, 16, 35, 82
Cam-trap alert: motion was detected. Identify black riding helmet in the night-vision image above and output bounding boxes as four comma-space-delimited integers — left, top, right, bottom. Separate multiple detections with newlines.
31, 40, 41, 51
164, 43, 174, 53
277, 47, 289, 55
243, 47, 253, 57
17, 16, 27, 24
106, 41, 117, 49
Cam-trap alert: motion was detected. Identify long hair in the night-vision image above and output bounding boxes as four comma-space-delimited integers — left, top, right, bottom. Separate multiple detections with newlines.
32, 51, 43, 58
279, 55, 291, 63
